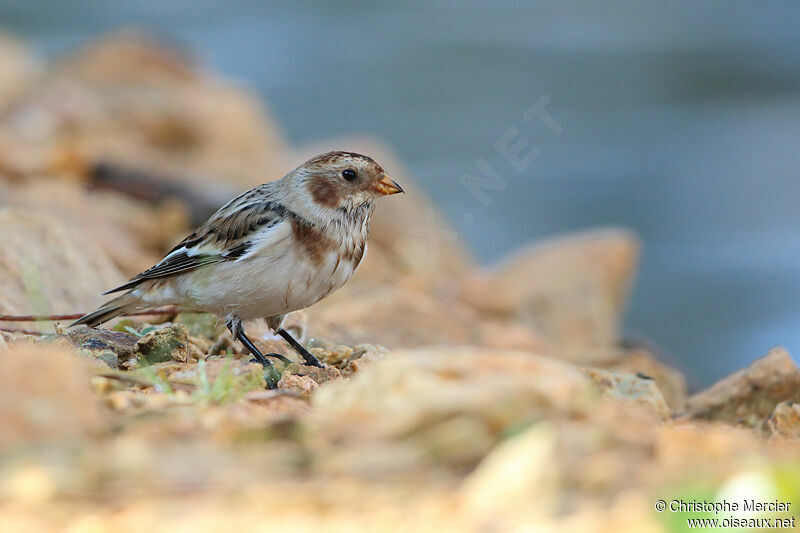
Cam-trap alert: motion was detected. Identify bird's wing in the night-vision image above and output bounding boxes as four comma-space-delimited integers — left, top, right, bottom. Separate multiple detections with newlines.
104, 188, 290, 294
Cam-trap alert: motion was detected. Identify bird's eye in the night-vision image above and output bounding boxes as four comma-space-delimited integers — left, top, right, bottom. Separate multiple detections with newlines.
341, 169, 357, 181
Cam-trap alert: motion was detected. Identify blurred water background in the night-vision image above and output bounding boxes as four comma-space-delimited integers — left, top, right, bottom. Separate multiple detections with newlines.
1, 0, 798, 386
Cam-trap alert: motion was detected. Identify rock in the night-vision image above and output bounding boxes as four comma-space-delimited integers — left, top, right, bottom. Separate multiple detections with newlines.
310, 344, 354, 368
309, 348, 594, 474
766, 401, 800, 440
0, 32, 289, 191
134, 324, 190, 365
602, 347, 687, 412
584, 368, 671, 420
476, 317, 550, 353
308, 285, 479, 348
343, 344, 389, 375
0, 33, 37, 112
308, 284, 546, 352
553, 405, 662, 500
459, 228, 640, 352
459, 424, 559, 522
62, 326, 138, 368
243, 390, 312, 417
652, 423, 765, 482
314, 348, 593, 427
0, 209, 124, 330
3, 179, 184, 275
277, 373, 318, 400
53, 31, 198, 84
304, 343, 388, 375
283, 362, 341, 384
0, 345, 105, 452
88, 349, 118, 369
561, 345, 687, 412
169, 357, 266, 399
685, 347, 800, 426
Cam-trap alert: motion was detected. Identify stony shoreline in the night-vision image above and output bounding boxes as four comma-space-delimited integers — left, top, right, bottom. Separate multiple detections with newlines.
0, 33, 798, 532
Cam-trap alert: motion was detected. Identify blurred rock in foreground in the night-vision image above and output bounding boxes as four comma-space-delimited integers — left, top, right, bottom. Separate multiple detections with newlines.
0, 345, 105, 452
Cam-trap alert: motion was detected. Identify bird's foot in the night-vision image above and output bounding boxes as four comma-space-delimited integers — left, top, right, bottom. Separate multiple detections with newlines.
299, 351, 325, 368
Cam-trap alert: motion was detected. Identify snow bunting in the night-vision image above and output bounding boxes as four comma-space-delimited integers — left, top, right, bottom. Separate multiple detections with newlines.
72, 151, 403, 378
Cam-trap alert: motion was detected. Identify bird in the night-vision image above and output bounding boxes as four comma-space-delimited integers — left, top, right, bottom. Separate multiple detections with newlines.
71, 151, 404, 384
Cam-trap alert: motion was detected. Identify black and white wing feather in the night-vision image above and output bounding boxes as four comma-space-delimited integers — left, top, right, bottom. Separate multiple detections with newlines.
104, 184, 289, 294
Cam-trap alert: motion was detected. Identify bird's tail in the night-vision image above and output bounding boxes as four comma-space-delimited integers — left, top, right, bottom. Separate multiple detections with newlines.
70, 293, 140, 328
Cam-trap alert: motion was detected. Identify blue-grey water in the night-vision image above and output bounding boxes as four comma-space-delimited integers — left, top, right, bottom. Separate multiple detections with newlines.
2, 0, 799, 386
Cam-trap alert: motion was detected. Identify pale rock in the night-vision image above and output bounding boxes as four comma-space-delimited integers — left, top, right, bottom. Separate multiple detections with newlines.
0, 31, 290, 197
603, 347, 687, 412
584, 368, 671, 420
308, 284, 546, 352
311, 344, 354, 368
686, 347, 800, 426
652, 423, 765, 483
278, 373, 319, 400
460, 228, 640, 351
460, 424, 559, 523
766, 401, 800, 440
3, 179, 185, 275
0, 33, 38, 112
243, 390, 312, 417
0, 209, 123, 329
0, 345, 105, 452
283, 362, 341, 384
309, 348, 593, 474
343, 344, 389, 375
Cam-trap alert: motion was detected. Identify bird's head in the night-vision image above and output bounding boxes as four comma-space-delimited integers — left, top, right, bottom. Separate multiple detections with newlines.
291, 151, 403, 213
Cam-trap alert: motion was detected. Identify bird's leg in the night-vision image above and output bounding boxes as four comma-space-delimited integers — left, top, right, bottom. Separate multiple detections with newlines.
239, 335, 293, 365
226, 318, 290, 365
277, 328, 324, 368
226, 318, 282, 388
228, 318, 269, 366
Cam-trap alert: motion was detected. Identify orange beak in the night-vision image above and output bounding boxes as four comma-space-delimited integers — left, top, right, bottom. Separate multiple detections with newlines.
373, 174, 404, 195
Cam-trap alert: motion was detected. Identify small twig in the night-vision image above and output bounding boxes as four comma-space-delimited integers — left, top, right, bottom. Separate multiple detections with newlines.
0, 327, 51, 336
94, 370, 197, 390
0, 307, 185, 323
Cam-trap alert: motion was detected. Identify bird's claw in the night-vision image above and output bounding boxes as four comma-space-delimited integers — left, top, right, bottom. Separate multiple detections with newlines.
265, 352, 293, 365
301, 357, 325, 369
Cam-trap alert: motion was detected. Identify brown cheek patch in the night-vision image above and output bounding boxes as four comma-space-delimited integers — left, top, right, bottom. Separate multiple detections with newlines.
307, 178, 342, 208
290, 217, 335, 267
